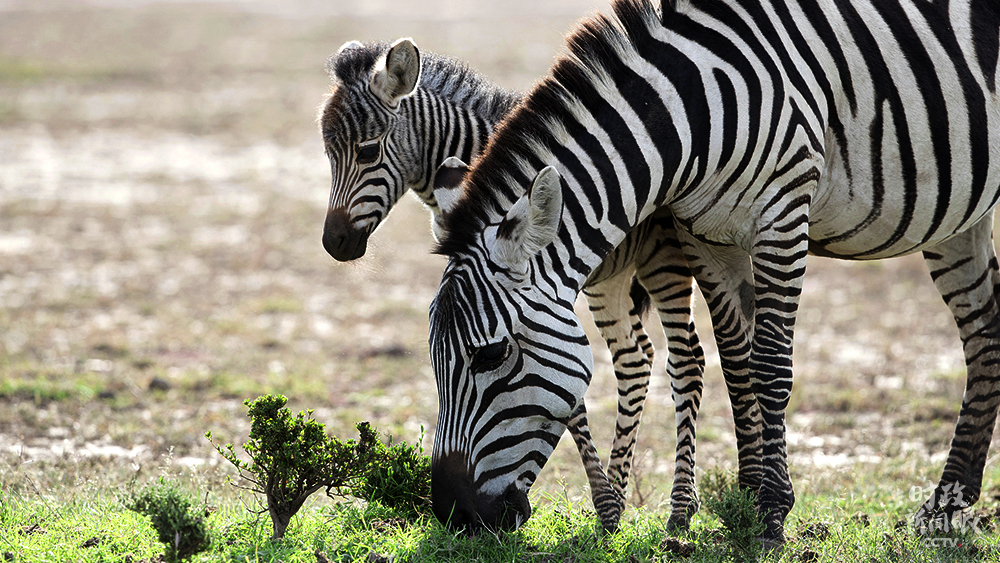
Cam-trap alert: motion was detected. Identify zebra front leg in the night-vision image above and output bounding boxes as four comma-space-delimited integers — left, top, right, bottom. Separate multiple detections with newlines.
678, 233, 764, 496
583, 270, 654, 524
566, 401, 625, 532
636, 222, 707, 530
605, 292, 655, 498
915, 216, 1000, 533
743, 190, 815, 547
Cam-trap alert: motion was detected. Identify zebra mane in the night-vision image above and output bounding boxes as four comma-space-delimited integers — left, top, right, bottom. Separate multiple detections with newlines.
327, 41, 386, 85
326, 41, 519, 125
436, 0, 665, 257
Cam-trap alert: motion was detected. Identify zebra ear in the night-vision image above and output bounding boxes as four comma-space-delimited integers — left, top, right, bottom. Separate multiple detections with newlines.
337, 40, 364, 55
326, 40, 364, 79
370, 38, 421, 109
431, 157, 469, 241
490, 166, 563, 270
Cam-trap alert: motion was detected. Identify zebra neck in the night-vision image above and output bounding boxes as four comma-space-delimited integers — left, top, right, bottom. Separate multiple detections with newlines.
406, 77, 521, 210
453, 3, 710, 295
548, 164, 677, 298
471, 79, 690, 298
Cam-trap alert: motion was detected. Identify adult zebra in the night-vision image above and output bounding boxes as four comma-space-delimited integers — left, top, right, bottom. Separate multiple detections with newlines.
318, 39, 719, 529
428, 0, 1000, 545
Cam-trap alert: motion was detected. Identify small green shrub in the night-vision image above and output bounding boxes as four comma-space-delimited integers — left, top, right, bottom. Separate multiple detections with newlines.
358, 430, 431, 516
207, 394, 431, 540
126, 478, 210, 562
704, 478, 765, 556
699, 467, 738, 506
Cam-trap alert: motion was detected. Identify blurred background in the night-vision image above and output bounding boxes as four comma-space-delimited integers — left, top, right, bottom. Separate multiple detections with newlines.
0, 0, 989, 513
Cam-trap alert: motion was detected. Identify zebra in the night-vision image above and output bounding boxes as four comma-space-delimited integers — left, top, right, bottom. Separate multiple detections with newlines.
427, 0, 1000, 545
318, 38, 714, 529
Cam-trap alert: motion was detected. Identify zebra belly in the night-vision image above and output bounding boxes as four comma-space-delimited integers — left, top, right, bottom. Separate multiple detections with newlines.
806, 140, 1000, 260
804, 0, 1000, 260
806, 191, 978, 261
670, 143, 999, 261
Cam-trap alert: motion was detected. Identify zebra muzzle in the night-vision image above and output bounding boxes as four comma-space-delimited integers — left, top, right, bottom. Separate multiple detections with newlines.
500, 483, 531, 530
322, 208, 370, 261
431, 451, 478, 532
431, 451, 533, 534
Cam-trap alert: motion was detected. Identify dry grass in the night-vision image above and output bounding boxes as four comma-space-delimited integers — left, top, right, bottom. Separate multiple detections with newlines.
2, 0, 998, 527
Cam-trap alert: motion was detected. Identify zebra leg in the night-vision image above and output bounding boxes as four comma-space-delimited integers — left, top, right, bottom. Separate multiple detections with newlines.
676, 233, 764, 496
914, 215, 1000, 533
635, 223, 706, 530
606, 285, 656, 496
744, 193, 814, 546
582, 268, 654, 524
566, 400, 624, 532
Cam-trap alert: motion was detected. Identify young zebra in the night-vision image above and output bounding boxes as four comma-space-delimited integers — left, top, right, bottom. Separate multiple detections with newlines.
318, 39, 717, 529
427, 0, 1000, 545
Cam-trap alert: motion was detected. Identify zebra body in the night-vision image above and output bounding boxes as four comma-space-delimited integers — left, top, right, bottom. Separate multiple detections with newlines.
319, 39, 709, 529
428, 0, 1000, 543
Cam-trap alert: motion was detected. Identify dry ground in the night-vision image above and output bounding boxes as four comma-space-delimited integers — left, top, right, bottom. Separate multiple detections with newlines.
1, 0, 996, 520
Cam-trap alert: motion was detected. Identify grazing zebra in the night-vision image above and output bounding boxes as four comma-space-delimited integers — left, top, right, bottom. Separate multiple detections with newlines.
428, 0, 1000, 545
318, 39, 714, 529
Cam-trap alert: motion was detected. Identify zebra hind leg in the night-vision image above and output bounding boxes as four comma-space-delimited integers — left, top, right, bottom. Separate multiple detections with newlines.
915, 217, 1000, 534
676, 233, 764, 495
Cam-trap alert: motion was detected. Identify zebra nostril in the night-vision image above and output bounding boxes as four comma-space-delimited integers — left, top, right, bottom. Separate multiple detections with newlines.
321, 229, 346, 259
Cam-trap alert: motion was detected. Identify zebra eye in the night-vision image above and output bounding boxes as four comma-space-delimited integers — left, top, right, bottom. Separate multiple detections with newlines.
356, 143, 380, 165
470, 337, 510, 374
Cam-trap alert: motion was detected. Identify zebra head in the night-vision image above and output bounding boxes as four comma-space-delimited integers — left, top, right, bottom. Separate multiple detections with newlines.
320, 38, 421, 261
428, 159, 594, 533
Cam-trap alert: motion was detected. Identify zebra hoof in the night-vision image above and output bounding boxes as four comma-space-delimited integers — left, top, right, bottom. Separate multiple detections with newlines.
664, 514, 690, 532
599, 514, 620, 534
912, 506, 957, 535
594, 493, 624, 534
912, 483, 973, 535
665, 493, 699, 532
757, 534, 785, 555
757, 520, 786, 554
597, 504, 623, 534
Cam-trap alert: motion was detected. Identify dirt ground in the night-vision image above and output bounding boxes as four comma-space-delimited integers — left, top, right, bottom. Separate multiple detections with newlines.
1, 0, 995, 513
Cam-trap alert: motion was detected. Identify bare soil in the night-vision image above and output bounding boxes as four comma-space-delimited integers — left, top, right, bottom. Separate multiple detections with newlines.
1, 0, 995, 514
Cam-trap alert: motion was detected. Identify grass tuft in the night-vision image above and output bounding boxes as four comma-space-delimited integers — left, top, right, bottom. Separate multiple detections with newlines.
126, 478, 211, 562
701, 469, 765, 560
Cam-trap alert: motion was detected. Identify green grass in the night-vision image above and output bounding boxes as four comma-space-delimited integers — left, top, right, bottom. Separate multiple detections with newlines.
1, 488, 163, 562
3, 478, 1000, 562
0, 369, 103, 404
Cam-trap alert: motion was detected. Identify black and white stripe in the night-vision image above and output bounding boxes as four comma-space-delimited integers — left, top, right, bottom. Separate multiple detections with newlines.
319, 38, 710, 529
428, 0, 1000, 544
320, 38, 514, 261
